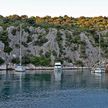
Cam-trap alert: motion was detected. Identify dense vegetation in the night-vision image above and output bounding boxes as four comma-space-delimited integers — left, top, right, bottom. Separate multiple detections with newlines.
0, 57, 4, 65
0, 15, 108, 31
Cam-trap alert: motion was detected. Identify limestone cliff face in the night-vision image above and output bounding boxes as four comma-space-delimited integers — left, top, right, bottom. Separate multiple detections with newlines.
0, 26, 108, 66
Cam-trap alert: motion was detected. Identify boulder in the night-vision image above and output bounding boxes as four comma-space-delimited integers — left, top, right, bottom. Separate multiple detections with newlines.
105, 64, 108, 72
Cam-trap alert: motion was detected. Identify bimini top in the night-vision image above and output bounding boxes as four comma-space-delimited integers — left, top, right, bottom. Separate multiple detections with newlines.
54, 62, 61, 66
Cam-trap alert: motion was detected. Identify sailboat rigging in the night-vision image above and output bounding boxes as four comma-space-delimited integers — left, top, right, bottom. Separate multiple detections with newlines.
15, 24, 25, 72
94, 32, 105, 73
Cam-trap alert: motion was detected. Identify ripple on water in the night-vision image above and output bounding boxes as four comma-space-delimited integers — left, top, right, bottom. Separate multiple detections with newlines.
0, 70, 108, 108
0, 89, 108, 108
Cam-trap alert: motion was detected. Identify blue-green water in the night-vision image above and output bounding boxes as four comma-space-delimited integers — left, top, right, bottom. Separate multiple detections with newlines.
0, 70, 108, 108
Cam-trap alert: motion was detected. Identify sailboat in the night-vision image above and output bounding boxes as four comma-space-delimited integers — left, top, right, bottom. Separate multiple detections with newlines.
15, 25, 25, 72
94, 32, 105, 73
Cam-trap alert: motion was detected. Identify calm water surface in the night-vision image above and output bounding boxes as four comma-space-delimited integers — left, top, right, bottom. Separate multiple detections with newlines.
0, 69, 108, 108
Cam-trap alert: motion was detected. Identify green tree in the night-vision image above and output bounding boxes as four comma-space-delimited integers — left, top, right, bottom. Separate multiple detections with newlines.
0, 57, 4, 65
30, 56, 50, 66
11, 57, 20, 64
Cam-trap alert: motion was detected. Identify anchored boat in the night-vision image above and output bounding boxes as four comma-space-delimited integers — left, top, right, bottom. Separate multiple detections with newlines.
15, 24, 25, 72
54, 62, 62, 81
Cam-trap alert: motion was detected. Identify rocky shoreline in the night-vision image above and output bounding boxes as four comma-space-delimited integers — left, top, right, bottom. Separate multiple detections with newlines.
0, 63, 90, 71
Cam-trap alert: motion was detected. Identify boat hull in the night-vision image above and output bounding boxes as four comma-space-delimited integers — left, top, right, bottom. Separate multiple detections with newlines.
94, 68, 105, 73
15, 65, 25, 72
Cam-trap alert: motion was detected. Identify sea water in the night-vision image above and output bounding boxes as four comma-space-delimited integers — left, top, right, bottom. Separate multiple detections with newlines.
0, 69, 108, 108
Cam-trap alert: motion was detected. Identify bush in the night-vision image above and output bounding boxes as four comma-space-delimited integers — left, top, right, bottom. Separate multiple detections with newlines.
75, 60, 84, 66
11, 58, 20, 64
27, 36, 32, 43
0, 31, 8, 44
22, 41, 28, 47
30, 56, 51, 66
11, 29, 16, 35
22, 55, 30, 64
34, 37, 48, 46
0, 57, 5, 65
4, 46, 13, 54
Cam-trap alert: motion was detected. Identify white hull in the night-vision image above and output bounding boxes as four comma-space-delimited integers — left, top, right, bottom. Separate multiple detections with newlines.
94, 68, 105, 73
15, 65, 25, 72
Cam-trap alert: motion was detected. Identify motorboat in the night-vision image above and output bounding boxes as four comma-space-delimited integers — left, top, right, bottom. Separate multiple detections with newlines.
92, 67, 105, 73
94, 68, 103, 73
54, 62, 62, 71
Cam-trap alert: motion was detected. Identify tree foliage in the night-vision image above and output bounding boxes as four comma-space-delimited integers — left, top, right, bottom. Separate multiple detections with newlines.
0, 15, 108, 30
30, 56, 51, 66
0, 57, 5, 65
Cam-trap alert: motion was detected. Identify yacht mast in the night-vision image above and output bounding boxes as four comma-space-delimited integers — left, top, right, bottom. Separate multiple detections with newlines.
98, 32, 101, 67
19, 24, 22, 65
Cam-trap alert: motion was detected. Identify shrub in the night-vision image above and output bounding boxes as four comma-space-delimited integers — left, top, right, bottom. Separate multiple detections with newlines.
75, 60, 84, 66
22, 55, 30, 64
4, 46, 12, 54
11, 58, 20, 64
0, 57, 5, 65
27, 36, 32, 43
22, 41, 28, 47
11, 29, 16, 35
30, 56, 51, 66
34, 37, 48, 46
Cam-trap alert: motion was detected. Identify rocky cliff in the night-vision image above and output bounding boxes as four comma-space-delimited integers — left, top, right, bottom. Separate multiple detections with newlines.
0, 25, 108, 67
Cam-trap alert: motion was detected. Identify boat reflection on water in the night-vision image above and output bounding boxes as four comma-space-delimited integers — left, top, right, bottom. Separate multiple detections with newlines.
91, 71, 102, 77
91, 72, 103, 80
54, 69, 62, 81
14, 72, 25, 90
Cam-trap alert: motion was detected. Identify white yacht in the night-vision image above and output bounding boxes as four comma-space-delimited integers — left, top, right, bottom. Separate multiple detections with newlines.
94, 67, 103, 73
94, 65, 105, 73
54, 62, 62, 71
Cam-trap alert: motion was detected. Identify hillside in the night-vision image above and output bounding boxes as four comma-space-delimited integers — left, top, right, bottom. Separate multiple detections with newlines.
0, 15, 108, 67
